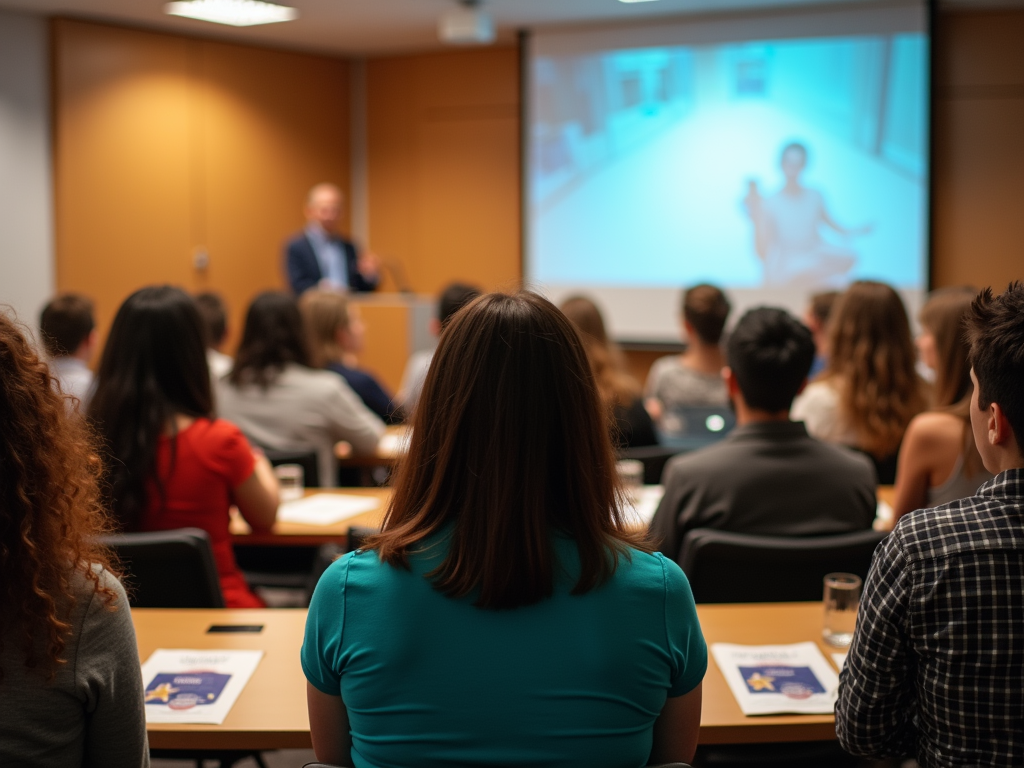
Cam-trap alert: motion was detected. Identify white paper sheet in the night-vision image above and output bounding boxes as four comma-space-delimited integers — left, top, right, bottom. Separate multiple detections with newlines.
277, 493, 381, 526
142, 648, 263, 725
711, 642, 840, 715
874, 500, 894, 531
621, 485, 664, 528
831, 652, 847, 671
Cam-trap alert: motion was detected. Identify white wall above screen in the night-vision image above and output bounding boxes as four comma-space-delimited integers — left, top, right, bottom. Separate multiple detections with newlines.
525, 2, 930, 343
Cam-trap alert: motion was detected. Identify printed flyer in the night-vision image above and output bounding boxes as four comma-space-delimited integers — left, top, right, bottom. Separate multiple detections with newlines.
141, 648, 264, 724
711, 642, 839, 715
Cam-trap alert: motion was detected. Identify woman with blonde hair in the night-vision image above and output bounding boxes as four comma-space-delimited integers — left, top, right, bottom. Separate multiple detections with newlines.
299, 289, 399, 423
792, 280, 927, 483
302, 292, 706, 768
0, 314, 148, 766
890, 287, 992, 522
560, 295, 657, 448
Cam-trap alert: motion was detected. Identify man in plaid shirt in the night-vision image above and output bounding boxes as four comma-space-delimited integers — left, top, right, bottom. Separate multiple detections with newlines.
836, 282, 1024, 766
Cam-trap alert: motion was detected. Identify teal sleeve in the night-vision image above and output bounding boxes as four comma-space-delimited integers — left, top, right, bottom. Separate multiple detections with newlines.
301, 554, 352, 696
660, 554, 708, 697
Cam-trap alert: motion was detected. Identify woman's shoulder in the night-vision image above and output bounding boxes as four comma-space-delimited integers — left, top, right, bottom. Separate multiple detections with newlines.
609, 547, 689, 596
903, 410, 965, 452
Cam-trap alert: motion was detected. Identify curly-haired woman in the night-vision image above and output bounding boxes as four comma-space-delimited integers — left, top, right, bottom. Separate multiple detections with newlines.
0, 313, 148, 767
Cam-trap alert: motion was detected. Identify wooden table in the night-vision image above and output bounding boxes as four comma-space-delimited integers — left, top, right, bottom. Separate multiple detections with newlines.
134, 601, 838, 751
230, 487, 390, 546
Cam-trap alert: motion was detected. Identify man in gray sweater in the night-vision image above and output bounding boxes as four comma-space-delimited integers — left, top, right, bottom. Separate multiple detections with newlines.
651, 307, 877, 565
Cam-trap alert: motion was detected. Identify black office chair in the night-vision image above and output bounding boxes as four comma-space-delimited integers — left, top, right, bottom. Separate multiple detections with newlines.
680, 528, 887, 603
101, 527, 224, 608
617, 445, 685, 485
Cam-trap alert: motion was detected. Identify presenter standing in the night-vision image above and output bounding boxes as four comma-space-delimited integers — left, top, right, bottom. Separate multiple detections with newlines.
285, 183, 380, 296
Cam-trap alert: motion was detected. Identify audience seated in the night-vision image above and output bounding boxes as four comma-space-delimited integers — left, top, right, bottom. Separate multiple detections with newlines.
804, 289, 839, 379
0, 313, 148, 768
792, 280, 926, 483
644, 284, 731, 425
88, 286, 280, 608
396, 282, 481, 415
217, 291, 385, 487
837, 282, 1024, 767
299, 289, 400, 424
891, 287, 992, 522
302, 292, 707, 768
560, 295, 657, 449
194, 290, 233, 379
38, 293, 97, 406
651, 307, 876, 564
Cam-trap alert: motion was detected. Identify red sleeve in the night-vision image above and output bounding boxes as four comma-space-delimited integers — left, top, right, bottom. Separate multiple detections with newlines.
204, 418, 257, 488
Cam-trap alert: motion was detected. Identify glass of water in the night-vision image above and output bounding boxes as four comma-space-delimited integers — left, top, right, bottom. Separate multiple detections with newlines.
822, 572, 862, 648
615, 459, 644, 505
274, 463, 304, 503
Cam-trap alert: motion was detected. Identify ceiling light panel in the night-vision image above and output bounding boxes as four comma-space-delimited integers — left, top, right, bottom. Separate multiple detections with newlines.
165, 0, 298, 27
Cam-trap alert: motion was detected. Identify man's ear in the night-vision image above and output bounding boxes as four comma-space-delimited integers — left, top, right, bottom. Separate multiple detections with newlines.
990, 402, 1014, 447
723, 366, 740, 397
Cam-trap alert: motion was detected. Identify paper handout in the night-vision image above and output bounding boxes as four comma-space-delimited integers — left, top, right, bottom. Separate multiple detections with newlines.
621, 485, 664, 528
277, 493, 381, 526
142, 648, 263, 724
711, 642, 839, 715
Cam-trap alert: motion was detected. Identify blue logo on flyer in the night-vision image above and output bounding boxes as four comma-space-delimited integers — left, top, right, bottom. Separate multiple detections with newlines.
145, 672, 232, 710
738, 666, 825, 699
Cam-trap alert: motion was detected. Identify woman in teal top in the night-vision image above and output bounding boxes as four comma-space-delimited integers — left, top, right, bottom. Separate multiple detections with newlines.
302, 291, 707, 768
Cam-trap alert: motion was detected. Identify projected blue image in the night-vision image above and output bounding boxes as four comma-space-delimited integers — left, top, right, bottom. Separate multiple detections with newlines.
530, 35, 928, 290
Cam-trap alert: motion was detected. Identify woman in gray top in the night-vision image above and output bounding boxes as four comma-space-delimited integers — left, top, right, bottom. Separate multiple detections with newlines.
0, 313, 148, 768
218, 291, 385, 487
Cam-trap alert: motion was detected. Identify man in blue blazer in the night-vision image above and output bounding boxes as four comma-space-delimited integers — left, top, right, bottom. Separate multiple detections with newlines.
285, 183, 379, 295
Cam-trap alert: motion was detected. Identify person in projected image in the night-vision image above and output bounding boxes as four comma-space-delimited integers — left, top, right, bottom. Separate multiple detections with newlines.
744, 142, 872, 288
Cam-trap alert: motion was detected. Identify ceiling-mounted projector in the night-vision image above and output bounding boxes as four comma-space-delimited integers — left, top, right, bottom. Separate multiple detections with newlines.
439, 0, 495, 45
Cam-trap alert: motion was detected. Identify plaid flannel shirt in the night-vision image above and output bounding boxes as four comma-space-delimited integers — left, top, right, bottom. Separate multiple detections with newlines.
836, 468, 1024, 767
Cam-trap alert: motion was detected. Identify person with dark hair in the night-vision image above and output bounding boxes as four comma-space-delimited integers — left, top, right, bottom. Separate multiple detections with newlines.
645, 284, 731, 427
743, 141, 870, 287
38, 293, 97, 404
299, 289, 400, 424
285, 183, 379, 296
217, 291, 385, 486
0, 312, 148, 767
89, 286, 280, 608
837, 283, 1024, 767
890, 287, 992, 522
651, 307, 876, 564
302, 291, 707, 768
396, 281, 482, 415
194, 291, 233, 378
804, 289, 839, 378
560, 295, 657, 448
792, 280, 927, 483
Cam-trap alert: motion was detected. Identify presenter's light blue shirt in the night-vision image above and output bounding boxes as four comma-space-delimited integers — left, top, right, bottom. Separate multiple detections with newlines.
306, 224, 348, 290
301, 534, 707, 768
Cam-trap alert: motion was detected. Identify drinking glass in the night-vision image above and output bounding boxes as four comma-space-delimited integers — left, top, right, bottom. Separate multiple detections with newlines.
274, 464, 304, 503
822, 572, 861, 648
615, 459, 644, 505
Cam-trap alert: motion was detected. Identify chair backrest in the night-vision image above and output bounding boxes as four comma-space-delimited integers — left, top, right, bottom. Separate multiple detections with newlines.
265, 448, 320, 488
617, 445, 684, 485
680, 528, 887, 603
658, 405, 735, 451
101, 527, 225, 608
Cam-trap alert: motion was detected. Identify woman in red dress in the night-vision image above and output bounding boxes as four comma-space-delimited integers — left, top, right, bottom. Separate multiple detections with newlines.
89, 285, 279, 607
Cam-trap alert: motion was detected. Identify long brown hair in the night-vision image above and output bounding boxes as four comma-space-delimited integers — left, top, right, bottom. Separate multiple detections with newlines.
559, 295, 640, 409
299, 290, 349, 369
921, 287, 984, 476
0, 314, 117, 681
825, 281, 926, 457
368, 291, 650, 610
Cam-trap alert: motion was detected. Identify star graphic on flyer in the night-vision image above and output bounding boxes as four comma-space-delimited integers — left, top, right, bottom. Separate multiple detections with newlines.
145, 682, 179, 703
746, 672, 776, 691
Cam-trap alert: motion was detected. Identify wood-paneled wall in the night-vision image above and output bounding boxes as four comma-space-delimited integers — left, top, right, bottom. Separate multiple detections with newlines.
365, 47, 521, 296
52, 19, 350, 350
931, 9, 1024, 291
